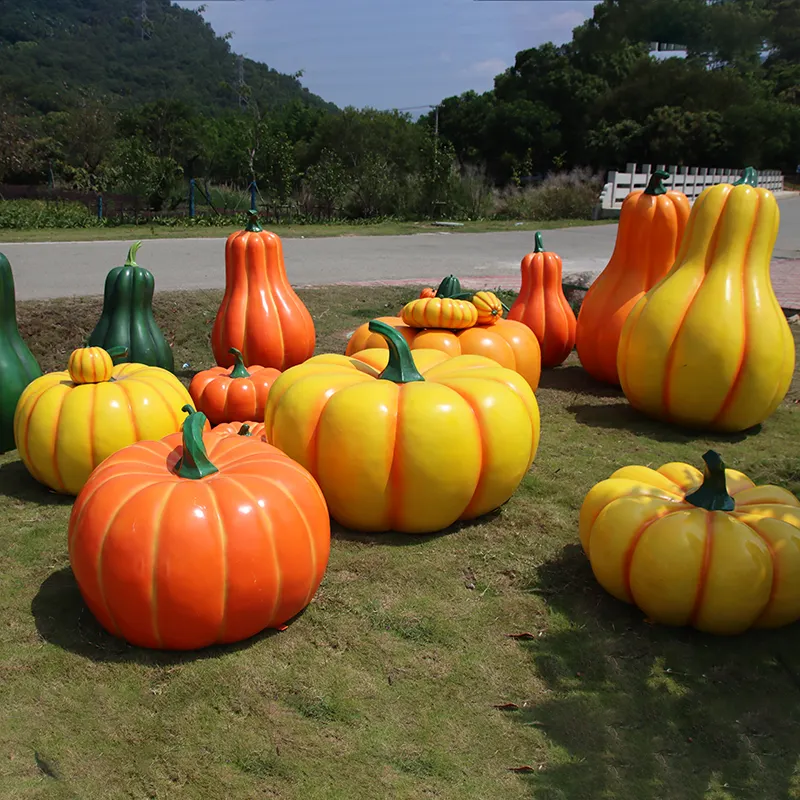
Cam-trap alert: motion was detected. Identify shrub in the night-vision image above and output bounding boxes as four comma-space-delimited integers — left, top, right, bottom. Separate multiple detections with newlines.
0, 199, 98, 229
493, 167, 602, 220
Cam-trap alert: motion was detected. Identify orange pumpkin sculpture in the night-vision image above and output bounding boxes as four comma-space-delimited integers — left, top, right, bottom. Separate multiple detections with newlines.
189, 347, 280, 426
507, 232, 577, 368
211, 420, 267, 441
575, 170, 691, 385
346, 316, 541, 391
211, 210, 315, 371
68, 406, 330, 651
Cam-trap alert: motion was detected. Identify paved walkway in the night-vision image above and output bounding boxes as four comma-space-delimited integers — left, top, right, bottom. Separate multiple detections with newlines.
2, 195, 797, 308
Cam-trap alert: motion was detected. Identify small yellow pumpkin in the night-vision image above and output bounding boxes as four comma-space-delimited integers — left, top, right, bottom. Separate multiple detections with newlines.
471, 291, 504, 325
401, 297, 478, 330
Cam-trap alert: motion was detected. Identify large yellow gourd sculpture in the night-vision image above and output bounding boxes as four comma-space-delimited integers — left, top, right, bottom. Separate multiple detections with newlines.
617, 169, 795, 432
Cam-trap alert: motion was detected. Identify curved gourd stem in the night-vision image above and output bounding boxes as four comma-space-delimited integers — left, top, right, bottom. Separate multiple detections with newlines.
105, 346, 128, 359
245, 207, 263, 233
228, 347, 251, 379
734, 166, 758, 187
684, 450, 735, 512
533, 231, 544, 253
175, 405, 219, 480
368, 320, 425, 384
125, 241, 143, 267
644, 169, 670, 196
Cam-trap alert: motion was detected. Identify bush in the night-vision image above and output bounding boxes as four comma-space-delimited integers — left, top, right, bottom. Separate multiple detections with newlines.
494, 167, 602, 220
0, 199, 99, 229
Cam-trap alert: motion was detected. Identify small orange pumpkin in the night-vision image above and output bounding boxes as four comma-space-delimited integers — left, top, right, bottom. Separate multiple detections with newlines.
211, 420, 267, 441
211, 210, 315, 371
575, 170, 690, 385
189, 348, 280, 426
68, 407, 330, 650
507, 232, 576, 369
419, 287, 436, 299
472, 291, 504, 325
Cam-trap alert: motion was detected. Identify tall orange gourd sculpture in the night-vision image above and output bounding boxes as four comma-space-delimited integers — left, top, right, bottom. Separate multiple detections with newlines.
211, 210, 315, 370
575, 170, 690, 385
507, 232, 576, 368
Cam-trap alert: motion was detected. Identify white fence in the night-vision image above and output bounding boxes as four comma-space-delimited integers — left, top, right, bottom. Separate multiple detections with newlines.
595, 163, 785, 216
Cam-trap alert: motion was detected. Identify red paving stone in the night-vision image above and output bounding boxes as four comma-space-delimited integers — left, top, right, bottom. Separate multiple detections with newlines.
323, 258, 800, 311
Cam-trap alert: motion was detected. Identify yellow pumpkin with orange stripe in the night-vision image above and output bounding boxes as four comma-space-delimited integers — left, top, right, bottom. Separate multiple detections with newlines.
13, 346, 193, 495
471, 291, 504, 325
580, 450, 800, 635
264, 319, 540, 533
401, 297, 478, 330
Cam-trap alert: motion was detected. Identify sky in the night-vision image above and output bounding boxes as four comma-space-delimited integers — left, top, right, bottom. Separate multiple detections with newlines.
176, 0, 598, 113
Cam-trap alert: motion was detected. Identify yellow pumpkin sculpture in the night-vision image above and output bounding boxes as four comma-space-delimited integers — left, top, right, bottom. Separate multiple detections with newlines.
617, 170, 795, 432
14, 346, 192, 495
264, 320, 540, 534
580, 450, 800, 635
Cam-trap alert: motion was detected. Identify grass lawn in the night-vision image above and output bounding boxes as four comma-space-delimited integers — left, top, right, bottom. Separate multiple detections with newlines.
2, 284, 800, 800
0, 217, 613, 244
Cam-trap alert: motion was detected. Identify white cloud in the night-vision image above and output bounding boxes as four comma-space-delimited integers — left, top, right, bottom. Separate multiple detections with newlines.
461, 58, 508, 79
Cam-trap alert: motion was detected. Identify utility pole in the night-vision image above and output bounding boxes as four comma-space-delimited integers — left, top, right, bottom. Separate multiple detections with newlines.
140, 0, 150, 41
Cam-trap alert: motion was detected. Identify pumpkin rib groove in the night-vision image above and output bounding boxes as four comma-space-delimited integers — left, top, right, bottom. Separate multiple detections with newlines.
149, 482, 178, 649
447, 386, 485, 520
143, 375, 186, 431
736, 516, 778, 625
87, 383, 96, 473
203, 481, 229, 643
387, 385, 403, 532
51, 396, 69, 492
688, 513, 715, 627
709, 191, 760, 428
235, 478, 284, 630
20, 391, 48, 486
96, 482, 159, 639
623, 508, 675, 605
114, 379, 141, 442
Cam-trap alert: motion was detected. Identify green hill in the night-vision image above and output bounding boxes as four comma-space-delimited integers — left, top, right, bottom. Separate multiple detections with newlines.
0, 0, 337, 115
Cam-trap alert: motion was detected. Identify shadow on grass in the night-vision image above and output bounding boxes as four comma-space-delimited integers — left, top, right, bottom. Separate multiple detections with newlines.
0, 460, 74, 506
31, 567, 288, 666
511, 544, 800, 800
331, 508, 502, 546
567, 401, 762, 445
538, 366, 623, 399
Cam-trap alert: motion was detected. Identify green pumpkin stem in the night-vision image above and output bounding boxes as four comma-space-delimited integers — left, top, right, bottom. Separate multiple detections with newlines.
245, 208, 263, 233
368, 320, 425, 384
644, 169, 670, 196
228, 348, 251, 379
533, 231, 544, 253
237, 423, 252, 437
734, 166, 759, 187
175, 405, 219, 480
684, 451, 735, 512
125, 241, 143, 267
105, 346, 128, 359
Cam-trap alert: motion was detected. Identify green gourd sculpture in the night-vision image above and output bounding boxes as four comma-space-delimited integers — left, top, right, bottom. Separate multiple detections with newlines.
88, 242, 174, 372
0, 252, 42, 453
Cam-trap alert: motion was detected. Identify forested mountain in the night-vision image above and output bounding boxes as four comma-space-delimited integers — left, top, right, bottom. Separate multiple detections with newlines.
0, 0, 336, 115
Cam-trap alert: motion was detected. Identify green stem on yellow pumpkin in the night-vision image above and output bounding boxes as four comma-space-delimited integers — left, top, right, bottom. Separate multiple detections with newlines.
684, 450, 735, 512
734, 166, 758, 187
175, 405, 219, 480
228, 348, 251, 379
237, 423, 252, 437
368, 320, 425, 384
644, 169, 670, 196
125, 241, 142, 267
245, 208, 263, 233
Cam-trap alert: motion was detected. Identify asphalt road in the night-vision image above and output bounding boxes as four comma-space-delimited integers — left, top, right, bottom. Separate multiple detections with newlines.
2, 195, 798, 302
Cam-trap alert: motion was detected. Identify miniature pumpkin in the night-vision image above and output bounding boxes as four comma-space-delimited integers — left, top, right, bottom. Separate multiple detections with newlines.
0, 252, 42, 454
580, 450, 800, 635
575, 171, 690, 385
189, 348, 280, 426
265, 320, 540, 534
13, 346, 192, 495
401, 297, 478, 330
211, 210, 315, 371
211, 420, 267, 441
472, 291, 504, 325
507, 232, 577, 369
617, 174, 794, 432
88, 242, 175, 372
419, 287, 436, 299
68, 407, 330, 650
346, 316, 541, 391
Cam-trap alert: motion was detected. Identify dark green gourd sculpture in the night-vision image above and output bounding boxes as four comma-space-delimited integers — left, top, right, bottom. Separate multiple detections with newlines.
0, 252, 42, 453
88, 242, 174, 372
